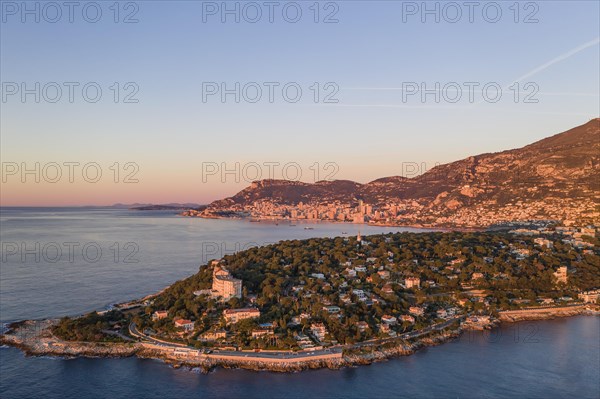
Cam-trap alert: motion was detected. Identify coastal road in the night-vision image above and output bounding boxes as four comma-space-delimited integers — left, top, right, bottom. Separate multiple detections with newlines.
129, 315, 463, 360
129, 322, 342, 360
130, 315, 463, 359
210, 347, 343, 360
129, 323, 188, 348
348, 315, 465, 350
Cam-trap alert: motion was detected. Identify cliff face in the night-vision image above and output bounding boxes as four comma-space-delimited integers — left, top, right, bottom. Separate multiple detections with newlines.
208, 179, 364, 208
410, 118, 600, 208
200, 119, 600, 226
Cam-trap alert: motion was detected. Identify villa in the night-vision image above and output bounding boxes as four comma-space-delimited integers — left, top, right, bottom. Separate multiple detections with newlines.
152, 310, 168, 321
174, 319, 194, 331
223, 307, 260, 324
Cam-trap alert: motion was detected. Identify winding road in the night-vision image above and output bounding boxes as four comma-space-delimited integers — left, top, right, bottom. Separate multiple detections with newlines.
128, 315, 463, 360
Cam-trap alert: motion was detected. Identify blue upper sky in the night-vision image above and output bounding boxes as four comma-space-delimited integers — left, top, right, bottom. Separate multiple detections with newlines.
1, 1, 599, 205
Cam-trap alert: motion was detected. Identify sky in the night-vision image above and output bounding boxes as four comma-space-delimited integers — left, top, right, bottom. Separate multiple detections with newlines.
1, 0, 599, 206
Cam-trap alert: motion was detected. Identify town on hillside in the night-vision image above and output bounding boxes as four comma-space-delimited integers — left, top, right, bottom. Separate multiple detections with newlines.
183, 196, 598, 229
182, 120, 600, 229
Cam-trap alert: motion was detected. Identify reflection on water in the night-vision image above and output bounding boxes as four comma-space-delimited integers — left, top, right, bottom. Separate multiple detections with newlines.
1, 317, 598, 399
0, 207, 428, 322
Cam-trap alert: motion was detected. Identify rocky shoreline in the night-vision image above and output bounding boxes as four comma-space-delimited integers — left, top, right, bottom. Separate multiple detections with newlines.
179, 212, 485, 231
153, 329, 461, 373
2, 306, 597, 373
1, 319, 461, 373
497, 304, 596, 323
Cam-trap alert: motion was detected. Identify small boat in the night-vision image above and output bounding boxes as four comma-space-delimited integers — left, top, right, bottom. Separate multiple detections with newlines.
342, 232, 347, 234
304, 227, 314, 230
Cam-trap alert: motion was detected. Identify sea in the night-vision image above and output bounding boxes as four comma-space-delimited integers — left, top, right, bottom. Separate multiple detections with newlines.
0, 207, 598, 399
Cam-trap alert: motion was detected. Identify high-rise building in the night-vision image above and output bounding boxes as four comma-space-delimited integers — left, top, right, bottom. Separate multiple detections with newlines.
212, 265, 242, 301
353, 214, 365, 223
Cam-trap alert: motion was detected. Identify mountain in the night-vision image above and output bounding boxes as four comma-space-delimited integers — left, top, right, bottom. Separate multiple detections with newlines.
110, 203, 202, 210
193, 119, 600, 227
206, 180, 363, 209
130, 204, 204, 211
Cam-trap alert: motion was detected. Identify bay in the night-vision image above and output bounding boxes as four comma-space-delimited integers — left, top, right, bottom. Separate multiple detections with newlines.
0, 208, 598, 399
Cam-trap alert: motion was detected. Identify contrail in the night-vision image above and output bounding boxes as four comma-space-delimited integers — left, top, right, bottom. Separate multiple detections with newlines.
340, 37, 600, 109
509, 37, 600, 84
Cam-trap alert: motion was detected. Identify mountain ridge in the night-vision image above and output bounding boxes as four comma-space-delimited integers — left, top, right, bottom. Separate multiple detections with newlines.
191, 119, 599, 227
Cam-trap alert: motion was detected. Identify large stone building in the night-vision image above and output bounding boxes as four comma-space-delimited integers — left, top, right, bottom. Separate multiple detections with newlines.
579, 289, 599, 303
223, 307, 260, 324
212, 264, 242, 301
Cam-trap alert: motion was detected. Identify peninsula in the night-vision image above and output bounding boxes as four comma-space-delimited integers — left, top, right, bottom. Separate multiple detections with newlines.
2, 229, 599, 372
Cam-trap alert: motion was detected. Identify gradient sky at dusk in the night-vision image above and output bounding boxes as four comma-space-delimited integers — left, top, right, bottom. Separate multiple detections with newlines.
1, 0, 599, 206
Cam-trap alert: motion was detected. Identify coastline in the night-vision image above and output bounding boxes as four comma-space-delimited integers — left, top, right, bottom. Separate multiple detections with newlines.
2, 305, 597, 373
178, 212, 484, 232
0, 319, 457, 373
497, 305, 597, 322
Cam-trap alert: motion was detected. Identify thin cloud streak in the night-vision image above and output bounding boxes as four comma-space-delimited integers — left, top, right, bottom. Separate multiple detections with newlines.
509, 37, 600, 84
341, 37, 600, 110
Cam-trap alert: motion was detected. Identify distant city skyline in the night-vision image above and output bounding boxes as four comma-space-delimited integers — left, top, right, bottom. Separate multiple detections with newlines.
1, 1, 599, 206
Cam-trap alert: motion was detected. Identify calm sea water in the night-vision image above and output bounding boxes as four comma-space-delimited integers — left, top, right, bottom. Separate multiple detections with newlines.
1, 208, 599, 399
